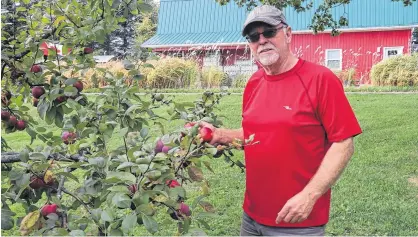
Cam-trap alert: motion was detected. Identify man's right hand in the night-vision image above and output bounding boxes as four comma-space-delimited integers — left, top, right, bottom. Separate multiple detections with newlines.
198, 121, 220, 145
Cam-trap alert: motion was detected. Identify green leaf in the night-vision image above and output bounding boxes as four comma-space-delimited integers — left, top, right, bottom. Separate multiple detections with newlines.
53, 16, 66, 27
154, 121, 166, 135
88, 157, 106, 168
140, 127, 149, 138
64, 78, 78, 86
107, 185, 131, 193
123, 60, 134, 70
137, 203, 155, 216
142, 214, 158, 234
188, 166, 204, 182
128, 69, 139, 76
1, 209, 15, 230
138, 3, 153, 12
116, 162, 137, 170
55, 107, 64, 128
29, 152, 47, 161
101, 209, 114, 222
16, 6, 26, 12
133, 74, 144, 80
36, 127, 46, 133
19, 150, 29, 162
9, 170, 23, 181
191, 195, 208, 209
109, 229, 123, 236
64, 86, 78, 97
69, 230, 85, 237
37, 101, 49, 119
121, 213, 137, 234
50, 228, 69, 236
45, 106, 56, 125
202, 161, 215, 173
106, 172, 136, 184
19, 105, 30, 112
55, 172, 79, 183
125, 104, 140, 115
127, 146, 141, 161
112, 193, 131, 209
188, 228, 208, 235
142, 63, 155, 69
119, 127, 128, 137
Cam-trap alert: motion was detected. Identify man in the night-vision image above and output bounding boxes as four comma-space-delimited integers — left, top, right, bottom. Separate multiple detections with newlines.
200, 4, 363, 236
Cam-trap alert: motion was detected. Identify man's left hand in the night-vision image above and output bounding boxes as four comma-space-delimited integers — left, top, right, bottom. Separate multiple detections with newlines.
275, 191, 317, 224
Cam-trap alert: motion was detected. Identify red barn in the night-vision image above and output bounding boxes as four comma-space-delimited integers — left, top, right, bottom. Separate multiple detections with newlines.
142, 0, 418, 84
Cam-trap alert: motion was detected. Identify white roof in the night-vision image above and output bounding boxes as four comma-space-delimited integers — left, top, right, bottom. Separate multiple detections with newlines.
93, 55, 115, 63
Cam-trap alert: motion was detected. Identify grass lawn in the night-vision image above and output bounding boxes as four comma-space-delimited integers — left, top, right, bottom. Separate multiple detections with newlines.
2, 93, 418, 236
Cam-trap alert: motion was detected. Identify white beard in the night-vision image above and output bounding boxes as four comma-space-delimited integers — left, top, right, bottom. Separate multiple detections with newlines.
258, 52, 280, 66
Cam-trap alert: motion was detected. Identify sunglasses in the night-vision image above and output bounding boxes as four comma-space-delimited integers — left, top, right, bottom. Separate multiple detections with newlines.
245, 26, 286, 43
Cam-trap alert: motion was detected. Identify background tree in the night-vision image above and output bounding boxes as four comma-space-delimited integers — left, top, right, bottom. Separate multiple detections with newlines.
96, 0, 158, 58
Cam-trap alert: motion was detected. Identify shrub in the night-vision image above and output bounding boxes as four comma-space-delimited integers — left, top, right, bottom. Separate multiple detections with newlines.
201, 67, 228, 88
332, 68, 357, 86
146, 57, 199, 88
231, 73, 251, 88
371, 53, 418, 86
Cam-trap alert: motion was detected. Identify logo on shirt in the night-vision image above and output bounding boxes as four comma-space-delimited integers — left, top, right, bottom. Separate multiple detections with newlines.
283, 106, 292, 110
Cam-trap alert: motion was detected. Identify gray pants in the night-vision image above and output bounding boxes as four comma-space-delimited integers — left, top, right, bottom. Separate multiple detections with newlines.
240, 212, 326, 236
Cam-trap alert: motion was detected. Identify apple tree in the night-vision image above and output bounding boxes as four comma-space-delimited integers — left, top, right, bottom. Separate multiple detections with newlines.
1, 0, 255, 236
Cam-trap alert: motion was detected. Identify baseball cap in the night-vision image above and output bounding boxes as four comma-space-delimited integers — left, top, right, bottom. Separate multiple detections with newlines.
242, 5, 288, 36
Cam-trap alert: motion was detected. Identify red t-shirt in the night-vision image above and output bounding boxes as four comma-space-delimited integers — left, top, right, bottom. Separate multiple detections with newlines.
241, 59, 362, 227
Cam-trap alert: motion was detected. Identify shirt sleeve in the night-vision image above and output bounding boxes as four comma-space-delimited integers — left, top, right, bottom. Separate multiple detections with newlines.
317, 70, 362, 142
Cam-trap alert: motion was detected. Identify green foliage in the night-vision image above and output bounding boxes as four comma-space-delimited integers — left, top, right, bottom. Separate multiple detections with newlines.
333, 68, 357, 86
146, 58, 199, 89
201, 67, 228, 88
231, 74, 251, 88
371, 53, 418, 86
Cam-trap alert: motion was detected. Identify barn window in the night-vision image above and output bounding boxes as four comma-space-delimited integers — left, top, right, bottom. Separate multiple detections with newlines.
325, 49, 342, 70
383, 46, 403, 59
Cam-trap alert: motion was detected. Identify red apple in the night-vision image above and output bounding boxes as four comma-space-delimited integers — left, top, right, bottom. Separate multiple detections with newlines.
84, 47, 93, 54
61, 131, 77, 144
1, 111, 10, 121
41, 204, 58, 217
181, 122, 196, 137
128, 184, 137, 194
73, 81, 84, 92
166, 179, 180, 188
162, 146, 171, 154
154, 139, 164, 153
199, 127, 213, 142
179, 203, 191, 216
31, 86, 45, 99
7, 116, 17, 126
30, 65, 42, 73
29, 176, 44, 189
32, 98, 39, 107
55, 96, 67, 103
15, 120, 26, 130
